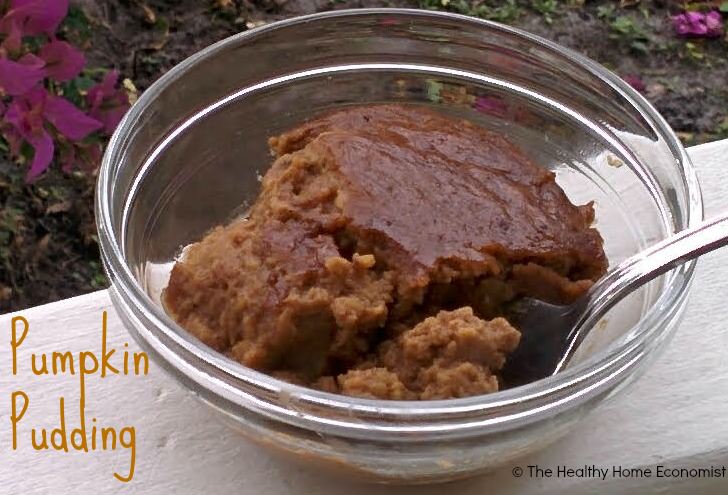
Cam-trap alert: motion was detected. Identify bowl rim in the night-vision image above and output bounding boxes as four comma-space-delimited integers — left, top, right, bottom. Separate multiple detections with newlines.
97, 8, 703, 438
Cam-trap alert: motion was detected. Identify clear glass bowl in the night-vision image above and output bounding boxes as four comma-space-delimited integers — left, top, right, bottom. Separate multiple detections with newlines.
97, 9, 702, 484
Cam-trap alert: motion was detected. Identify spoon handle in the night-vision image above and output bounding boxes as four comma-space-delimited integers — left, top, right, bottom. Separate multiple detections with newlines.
556, 212, 728, 373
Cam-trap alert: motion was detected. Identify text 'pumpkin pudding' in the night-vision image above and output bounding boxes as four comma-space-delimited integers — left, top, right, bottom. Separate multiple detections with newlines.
163, 104, 607, 400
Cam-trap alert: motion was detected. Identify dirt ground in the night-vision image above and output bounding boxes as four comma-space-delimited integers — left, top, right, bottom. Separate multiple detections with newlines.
2, 0, 727, 312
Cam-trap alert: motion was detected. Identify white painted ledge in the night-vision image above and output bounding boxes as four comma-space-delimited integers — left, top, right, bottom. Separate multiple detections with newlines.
2, 140, 728, 494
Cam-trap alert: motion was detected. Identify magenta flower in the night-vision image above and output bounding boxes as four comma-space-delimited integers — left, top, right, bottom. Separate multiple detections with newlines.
86, 70, 131, 135
706, 11, 723, 34
0, 53, 45, 95
474, 96, 508, 117
622, 75, 646, 93
4, 86, 102, 180
38, 39, 84, 82
0, 0, 69, 36
672, 10, 724, 38
0, 0, 126, 179
0, 19, 22, 53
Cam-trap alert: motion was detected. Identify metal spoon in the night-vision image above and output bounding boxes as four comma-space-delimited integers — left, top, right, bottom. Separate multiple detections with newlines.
501, 213, 728, 387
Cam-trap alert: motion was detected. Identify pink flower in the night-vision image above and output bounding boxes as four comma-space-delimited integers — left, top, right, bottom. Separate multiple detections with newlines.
86, 70, 131, 135
706, 11, 723, 35
0, 19, 22, 54
0, 53, 45, 95
0, 0, 69, 36
622, 75, 646, 93
38, 39, 85, 82
672, 10, 723, 38
44, 93, 103, 141
0, 0, 107, 179
474, 96, 508, 117
4, 86, 102, 180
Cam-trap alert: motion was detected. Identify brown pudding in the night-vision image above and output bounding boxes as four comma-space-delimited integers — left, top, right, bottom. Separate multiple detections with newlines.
164, 104, 607, 400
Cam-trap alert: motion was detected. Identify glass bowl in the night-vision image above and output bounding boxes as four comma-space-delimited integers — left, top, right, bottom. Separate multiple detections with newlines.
96, 8, 702, 484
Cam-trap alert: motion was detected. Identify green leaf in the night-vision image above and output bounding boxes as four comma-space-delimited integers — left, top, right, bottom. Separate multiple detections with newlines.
630, 41, 649, 54
59, 79, 84, 106
597, 5, 615, 19
720, 2, 728, 13
75, 76, 95, 91
62, 5, 92, 41
612, 16, 634, 34
425, 80, 443, 103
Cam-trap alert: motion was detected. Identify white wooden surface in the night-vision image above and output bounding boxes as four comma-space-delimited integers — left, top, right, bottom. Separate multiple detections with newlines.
1, 140, 727, 494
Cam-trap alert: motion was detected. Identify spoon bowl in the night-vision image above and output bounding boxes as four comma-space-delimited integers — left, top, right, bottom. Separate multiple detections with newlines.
504, 213, 728, 385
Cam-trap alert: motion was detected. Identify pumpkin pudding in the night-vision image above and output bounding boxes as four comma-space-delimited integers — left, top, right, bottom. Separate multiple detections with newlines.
163, 104, 607, 400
